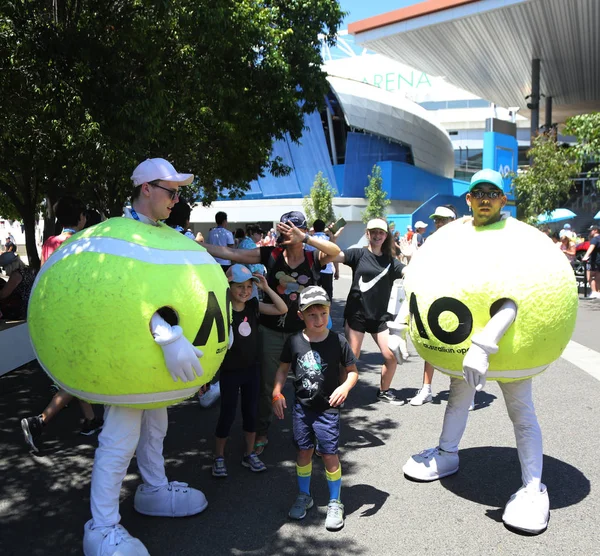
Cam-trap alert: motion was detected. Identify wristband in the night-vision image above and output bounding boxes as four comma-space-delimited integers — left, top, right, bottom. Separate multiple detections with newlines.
272, 393, 285, 404
302, 233, 310, 244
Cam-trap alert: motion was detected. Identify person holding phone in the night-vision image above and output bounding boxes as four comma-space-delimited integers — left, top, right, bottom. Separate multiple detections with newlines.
331, 219, 406, 405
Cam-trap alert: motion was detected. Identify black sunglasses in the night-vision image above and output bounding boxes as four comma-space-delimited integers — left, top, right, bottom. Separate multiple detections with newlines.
470, 189, 503, 200
149, 182, 180, 201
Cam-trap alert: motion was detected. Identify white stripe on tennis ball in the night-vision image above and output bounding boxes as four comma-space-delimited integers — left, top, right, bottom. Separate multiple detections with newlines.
46, 372, 200, 405
37, 236, 217, 280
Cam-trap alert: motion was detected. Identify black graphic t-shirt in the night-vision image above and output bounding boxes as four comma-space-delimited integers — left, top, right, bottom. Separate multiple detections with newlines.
259, 246, 322, 332
221, 298, 259, 372
343, 248, 404, 321
280, 331, 356, 412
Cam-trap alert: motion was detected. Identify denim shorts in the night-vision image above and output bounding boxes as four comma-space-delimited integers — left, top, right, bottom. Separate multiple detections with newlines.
292, 402, 340, 454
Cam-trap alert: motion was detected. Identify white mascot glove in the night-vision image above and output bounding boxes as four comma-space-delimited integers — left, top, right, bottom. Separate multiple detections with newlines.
387, 321, 409, 364
462, 299, 517, 391
151, 313, 204, 383
228, 325, 234, 350
462, 337, 498, 391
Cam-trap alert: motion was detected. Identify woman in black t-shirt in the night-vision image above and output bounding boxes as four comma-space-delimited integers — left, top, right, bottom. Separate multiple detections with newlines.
332, 219, 405, 405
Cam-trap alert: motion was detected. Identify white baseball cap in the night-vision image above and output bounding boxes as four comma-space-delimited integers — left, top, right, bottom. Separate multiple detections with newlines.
414, 221, 428, 229
367, 218, 388, 232
131, 158, 194, 186
429, 206, 456, 220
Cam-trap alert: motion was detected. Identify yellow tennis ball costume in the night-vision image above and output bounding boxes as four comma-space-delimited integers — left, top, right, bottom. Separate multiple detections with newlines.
28, 217, 230, 408
404, 216, 578, 381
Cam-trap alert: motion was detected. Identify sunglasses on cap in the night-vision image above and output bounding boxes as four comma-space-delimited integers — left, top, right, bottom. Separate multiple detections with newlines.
470, 189, 503, 200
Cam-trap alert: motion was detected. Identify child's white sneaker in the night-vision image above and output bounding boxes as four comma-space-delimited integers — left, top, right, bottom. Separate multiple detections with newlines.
502, 484, 549, 534
83, 520, 149, 556
134, 481, 207, 517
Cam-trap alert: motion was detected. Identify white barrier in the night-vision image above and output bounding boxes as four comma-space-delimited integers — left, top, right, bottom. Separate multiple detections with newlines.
0, 322, 36, 377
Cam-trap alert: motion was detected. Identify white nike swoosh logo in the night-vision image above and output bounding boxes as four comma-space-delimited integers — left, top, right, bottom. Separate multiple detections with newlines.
358, 264, 391, 293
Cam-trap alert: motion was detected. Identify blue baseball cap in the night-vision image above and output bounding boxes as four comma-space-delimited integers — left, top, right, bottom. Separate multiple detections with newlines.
280, 211, 308, 229
469, 169, 505, 192
226, 264, 259, 284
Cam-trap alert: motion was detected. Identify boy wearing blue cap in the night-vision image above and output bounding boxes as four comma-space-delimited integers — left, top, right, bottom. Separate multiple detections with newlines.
212, 264, 287, 477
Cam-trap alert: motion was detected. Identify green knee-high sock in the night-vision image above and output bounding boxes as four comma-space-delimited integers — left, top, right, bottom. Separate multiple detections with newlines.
297, 462, 312, 495
326, 465, 342, 501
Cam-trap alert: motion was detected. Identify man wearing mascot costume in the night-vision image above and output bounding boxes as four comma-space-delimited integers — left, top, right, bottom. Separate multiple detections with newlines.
28, 158, 231, 556
402, 169, 578, 534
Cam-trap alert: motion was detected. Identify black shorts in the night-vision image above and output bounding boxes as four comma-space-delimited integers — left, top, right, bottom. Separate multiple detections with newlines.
590, 261, 599, 272
345, 312, 390, 334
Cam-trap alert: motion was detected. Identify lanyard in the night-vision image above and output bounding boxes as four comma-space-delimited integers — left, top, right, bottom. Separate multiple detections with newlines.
130, 208, 141, 221
62, 228, 77, 234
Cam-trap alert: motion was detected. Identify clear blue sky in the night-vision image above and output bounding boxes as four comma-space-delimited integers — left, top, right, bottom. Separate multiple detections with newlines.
340, 0, 417, 28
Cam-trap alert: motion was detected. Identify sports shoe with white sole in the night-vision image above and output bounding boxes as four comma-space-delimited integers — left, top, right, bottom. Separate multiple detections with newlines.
212, 457, 227, 478
21, 415, 43, 452
325, 499, 345, 531
83, 520, 149, 556
198, 382, 220, 408
402, 447, 459, 481
242, 452, 267, 472
502, 484, 549, 534
134, 481, 207, 517
410, 388, 433, 406
288, 492, 314, 520
376, 389, 405, 406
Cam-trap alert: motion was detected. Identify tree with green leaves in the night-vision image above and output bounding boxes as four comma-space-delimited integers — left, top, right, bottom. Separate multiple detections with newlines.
511, 133, 581, 223
303, 171, 336, 225
362, 164, 390, 223
564, 112, 600, 176
0, 0, 344, 268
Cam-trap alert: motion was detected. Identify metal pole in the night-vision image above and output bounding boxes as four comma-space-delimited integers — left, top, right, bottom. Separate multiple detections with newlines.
530, 58, 540, 139
545, 95, 553, 131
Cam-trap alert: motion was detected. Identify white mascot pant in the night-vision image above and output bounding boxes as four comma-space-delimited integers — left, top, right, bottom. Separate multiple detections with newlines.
440, 377, 542, 489
90, 406, 169, 527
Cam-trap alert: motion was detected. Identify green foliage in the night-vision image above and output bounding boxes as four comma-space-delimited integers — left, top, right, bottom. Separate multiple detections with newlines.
511, 134, 581, 223
0, 0, 344, 266
362, 164, 390, 223
563, 112, 600, 176
303, 171, 336, 225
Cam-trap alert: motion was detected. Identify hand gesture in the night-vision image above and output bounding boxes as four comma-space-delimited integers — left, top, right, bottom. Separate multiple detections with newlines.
272, 394, 287, 419
462, 343, 488, 391
276, 221, 305, 245
159, 331, 204, 383
254, 273, 268, 291
329, 386, 349, 407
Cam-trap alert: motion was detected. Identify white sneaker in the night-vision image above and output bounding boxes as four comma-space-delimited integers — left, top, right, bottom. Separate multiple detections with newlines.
402, 447, 459, 481
198, 382, 220, 408
134, 481, 208, 517
83, 520, 149, 556
502, 484, 549, 534
410, 388, 433, 406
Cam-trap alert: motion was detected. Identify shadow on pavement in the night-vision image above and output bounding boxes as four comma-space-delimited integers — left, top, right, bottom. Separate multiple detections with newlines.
438, 446, 590, 515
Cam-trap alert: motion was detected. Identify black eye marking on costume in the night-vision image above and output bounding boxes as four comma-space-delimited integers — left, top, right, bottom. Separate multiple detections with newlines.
193, 289, 232, 346
410, 294, 474, 345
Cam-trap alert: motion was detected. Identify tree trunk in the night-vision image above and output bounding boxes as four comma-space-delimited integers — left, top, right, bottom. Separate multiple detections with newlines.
22, 212, 41, 271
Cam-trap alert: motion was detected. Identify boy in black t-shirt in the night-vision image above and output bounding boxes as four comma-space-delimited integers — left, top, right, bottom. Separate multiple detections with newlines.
272, 286, 358, 531
212, 265, 287, 478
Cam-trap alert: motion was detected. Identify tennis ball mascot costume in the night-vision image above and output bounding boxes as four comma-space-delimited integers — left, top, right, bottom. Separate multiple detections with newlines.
29, 159, 230, 556
401, 169, 578, 534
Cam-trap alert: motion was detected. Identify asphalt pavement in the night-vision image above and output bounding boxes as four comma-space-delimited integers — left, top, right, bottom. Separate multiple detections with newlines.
1, 266, 599, 555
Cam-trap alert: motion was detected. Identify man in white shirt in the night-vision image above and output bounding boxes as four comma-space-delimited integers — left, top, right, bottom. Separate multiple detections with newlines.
208, 211, 234, 271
